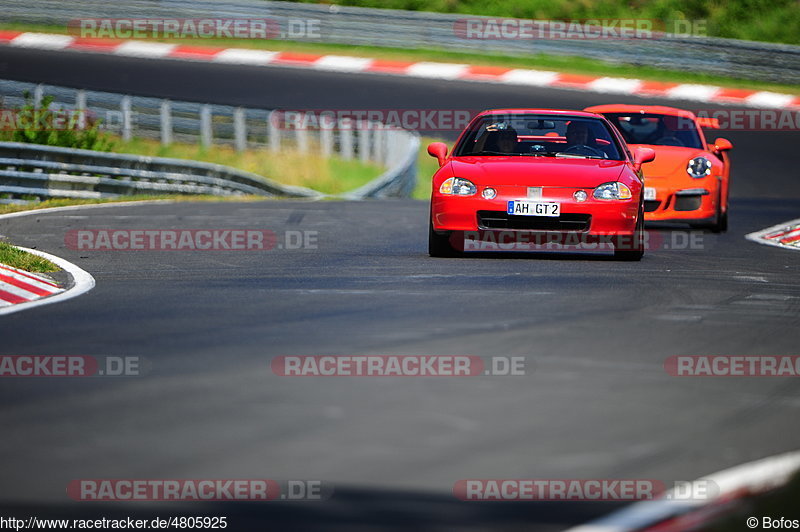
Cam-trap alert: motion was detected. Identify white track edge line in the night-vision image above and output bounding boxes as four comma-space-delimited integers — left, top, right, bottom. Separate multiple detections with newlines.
3, 34, 797, 111
0, 200, 175, 221
745, 217, 800, 251
563, 449, 800, 532
0, 201, 177, 315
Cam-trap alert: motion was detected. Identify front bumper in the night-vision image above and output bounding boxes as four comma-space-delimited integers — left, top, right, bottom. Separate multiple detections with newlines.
644, 179, 719, 222
432, 187, 639, 236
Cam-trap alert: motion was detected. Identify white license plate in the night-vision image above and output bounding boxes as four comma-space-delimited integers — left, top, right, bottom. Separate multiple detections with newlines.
507, 201, 560, 217
644, 187, 657, 200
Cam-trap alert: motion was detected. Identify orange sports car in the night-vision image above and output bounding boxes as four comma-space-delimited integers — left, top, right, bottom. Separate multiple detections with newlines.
585, 104, 732, 232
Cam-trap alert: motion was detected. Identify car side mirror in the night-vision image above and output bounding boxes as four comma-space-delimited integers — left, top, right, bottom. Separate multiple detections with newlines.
713, 138, 733, 152
633, 147, 656, 168
427, 142, 448, 167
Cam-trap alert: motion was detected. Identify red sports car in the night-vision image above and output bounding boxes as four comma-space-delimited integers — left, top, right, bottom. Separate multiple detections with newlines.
428, 109, 655, 260
585, 104, 732, 232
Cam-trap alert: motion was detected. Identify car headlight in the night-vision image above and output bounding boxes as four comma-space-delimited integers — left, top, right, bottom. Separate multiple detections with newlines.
687, 157, 712, 179
593, 182, 632, 200
439, 177, 477, 196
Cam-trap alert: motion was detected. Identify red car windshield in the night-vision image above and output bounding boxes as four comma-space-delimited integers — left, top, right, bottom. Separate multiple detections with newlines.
454, 114, 625, 160
601, 113, 704, 149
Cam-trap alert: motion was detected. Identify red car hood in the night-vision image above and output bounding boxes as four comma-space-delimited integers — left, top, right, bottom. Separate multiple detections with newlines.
629, 145, 708, 177
448, 157, 626, 187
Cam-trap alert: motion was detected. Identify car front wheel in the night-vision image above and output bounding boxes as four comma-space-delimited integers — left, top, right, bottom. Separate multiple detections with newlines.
614, 205, 645, 261
428, 218, 461, 257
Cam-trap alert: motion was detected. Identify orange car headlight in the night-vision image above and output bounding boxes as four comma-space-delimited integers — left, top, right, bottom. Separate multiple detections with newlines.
687, 157, 712, 179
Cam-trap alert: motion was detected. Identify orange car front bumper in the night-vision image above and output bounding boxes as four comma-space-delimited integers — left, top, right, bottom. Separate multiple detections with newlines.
643, 177, 721, 223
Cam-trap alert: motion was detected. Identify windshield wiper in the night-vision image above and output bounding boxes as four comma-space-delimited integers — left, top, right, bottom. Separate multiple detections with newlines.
470, 150, 514, 155
469, 151, 556, 157
555, 153, 605, 159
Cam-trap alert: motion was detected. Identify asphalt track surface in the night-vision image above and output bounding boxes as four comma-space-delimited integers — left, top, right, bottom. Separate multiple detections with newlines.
0, 47, 799, 531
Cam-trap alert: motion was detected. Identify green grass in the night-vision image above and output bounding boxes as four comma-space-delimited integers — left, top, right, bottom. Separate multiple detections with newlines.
413, 136, 442, 200
282, 0, 800, 45
0, 195, 279, 216
3, 22, 798, 95
107, 138, 384, 195
0, 241, 59, 273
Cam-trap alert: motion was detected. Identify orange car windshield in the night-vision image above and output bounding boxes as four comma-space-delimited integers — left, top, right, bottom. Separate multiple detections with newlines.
602, 113, 704, 149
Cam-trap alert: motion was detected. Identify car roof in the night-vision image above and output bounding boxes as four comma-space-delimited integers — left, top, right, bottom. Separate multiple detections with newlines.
478, 109, 606, 119
584, 104, 697, 120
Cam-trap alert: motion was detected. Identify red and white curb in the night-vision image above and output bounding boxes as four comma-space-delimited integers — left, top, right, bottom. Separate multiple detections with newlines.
0, 201, 177, 316
564, 449, 800, 532
746, 218, 800, 251
0, 246, 94, 316
1, 31, 799, 110
0, 203, 111, 315
0, 261, 63, 307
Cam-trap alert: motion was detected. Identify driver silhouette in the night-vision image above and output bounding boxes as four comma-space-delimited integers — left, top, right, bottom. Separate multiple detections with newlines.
484, 128, 519, 154
565, 121, 594, 148
563, 121, 606, 157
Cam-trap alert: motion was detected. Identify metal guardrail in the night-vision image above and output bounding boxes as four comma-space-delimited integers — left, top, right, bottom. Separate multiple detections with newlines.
0, 142, 322, 201
0, 80, 419, 201
1, 0, 799, 83
343, 135, 420, 200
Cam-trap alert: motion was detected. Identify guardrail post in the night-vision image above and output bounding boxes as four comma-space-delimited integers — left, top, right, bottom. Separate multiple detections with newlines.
320, 116, 333, 158
200, 104, 212, 147
121, 96, 133, 142
268, 111, 280, 152
295, 113, 309, 153
75, 90, 87, 130
234, 107, 246, 152
339, 119, 354, 160
160, 100, 173, 146
383, 130, 394, 166
372, 125, 385, 164
358, 121, 370, 164
33, 84, 44, 107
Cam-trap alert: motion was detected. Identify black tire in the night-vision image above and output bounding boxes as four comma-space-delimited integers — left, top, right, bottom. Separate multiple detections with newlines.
614, 205, 644, 261
428, 219, 460, 257
718, 208, 728, 232
705, 190, 728, 233
709, 197, 728, 233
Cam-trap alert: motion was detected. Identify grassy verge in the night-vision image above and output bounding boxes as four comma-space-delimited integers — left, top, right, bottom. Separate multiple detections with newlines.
0, 241, 59, 272
2, 22, 799, 96
111, 138, 383, 195
285, 0, 800, 46
0, 195, 273, 216
413, 136, 442, 201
